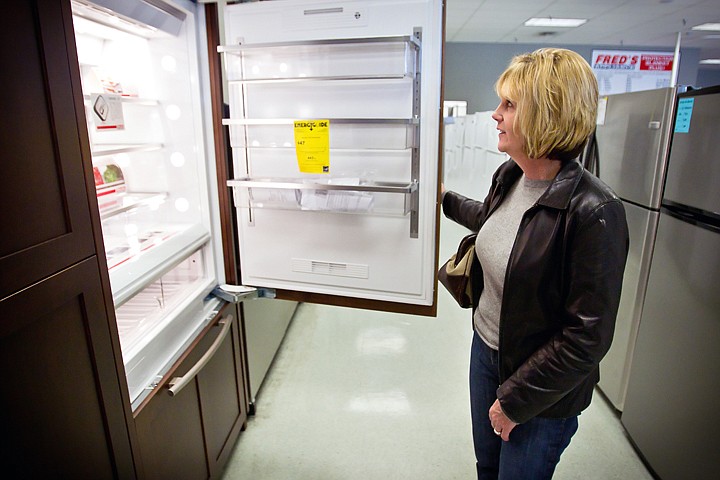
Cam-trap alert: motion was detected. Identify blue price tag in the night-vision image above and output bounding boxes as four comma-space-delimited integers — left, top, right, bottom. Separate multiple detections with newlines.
674, 97, 695, 133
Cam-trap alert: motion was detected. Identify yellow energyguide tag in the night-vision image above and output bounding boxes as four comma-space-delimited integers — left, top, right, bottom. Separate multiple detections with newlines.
293, 119, 330, 174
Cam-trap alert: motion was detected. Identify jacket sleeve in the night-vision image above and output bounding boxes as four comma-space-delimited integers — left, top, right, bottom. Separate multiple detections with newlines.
497, 199, 629, 424
441, 191, 486, 231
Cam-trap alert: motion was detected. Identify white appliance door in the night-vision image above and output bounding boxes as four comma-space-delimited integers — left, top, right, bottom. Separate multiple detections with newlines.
221, 0, 443, 314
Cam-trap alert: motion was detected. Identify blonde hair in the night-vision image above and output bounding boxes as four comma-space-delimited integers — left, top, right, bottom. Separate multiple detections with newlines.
495, 48, 598, 161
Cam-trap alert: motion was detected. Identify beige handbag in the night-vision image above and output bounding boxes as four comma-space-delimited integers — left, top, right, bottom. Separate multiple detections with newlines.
438, 233, 476, 308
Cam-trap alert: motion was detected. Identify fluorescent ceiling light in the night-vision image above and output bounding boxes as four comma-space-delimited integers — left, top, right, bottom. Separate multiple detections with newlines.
699, 59, 720, 65
524, 17, 587, 28
692, 23, 720, 31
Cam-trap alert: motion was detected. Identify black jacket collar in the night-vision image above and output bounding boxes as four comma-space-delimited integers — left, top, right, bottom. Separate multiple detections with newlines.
496, 159, 585, 211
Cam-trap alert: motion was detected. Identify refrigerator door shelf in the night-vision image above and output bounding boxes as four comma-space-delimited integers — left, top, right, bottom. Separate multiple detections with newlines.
227, 122, 416, 150
219, 34, 419, 82
229, 177, 416, 219
98, 192, 168, 220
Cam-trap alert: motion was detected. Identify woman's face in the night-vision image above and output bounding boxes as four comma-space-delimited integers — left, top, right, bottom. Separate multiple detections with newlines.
492, 96, 525, 159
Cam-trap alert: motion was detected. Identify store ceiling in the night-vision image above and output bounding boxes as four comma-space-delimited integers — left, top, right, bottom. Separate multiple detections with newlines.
446, 0, 720, 65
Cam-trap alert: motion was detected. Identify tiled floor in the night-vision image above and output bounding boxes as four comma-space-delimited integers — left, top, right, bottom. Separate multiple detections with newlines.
220, 167, 654, 479
221, 239, 654, 478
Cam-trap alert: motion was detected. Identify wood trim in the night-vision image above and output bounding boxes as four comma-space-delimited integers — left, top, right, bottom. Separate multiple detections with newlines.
274, 289, 437, 317
205, 0, 252, 421
209, 303, 248, 477
205, 2, 239, 286
433, 0, 448, 310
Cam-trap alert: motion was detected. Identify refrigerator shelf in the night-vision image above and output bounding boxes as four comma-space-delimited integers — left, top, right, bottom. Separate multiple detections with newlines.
83, 94, 159, 106
219, 33, 419, 82
91, 143, 163, 157
115, 248, 208, 349
98, 192, 168, 220
107, 223, 211, 307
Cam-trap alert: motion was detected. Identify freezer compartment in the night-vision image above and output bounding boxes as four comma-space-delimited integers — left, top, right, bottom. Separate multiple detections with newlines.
621, 211, 720, 479
594, 87, 676, 209
663, 86, 720, 214
122, 291, 223, 410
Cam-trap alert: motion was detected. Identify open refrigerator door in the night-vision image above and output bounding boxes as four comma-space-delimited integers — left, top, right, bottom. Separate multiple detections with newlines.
71, 0, 221, 410
221, 0, 444, 312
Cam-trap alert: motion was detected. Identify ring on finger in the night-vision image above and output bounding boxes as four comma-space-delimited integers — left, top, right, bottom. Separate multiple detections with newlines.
493, 428, 501, 435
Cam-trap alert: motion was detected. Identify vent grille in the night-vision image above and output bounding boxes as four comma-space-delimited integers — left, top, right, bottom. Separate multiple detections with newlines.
292, 258, 369, 279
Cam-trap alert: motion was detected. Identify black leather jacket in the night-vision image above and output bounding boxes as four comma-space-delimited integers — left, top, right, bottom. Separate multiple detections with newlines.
442, 159, 629, 423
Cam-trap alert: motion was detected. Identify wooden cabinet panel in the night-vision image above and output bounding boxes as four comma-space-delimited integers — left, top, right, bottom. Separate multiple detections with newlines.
0, 0, 95, 299
134, 304, 247, 480
0, 258, 136, 479
135, 375, 209, 480
198, 310, 247, 477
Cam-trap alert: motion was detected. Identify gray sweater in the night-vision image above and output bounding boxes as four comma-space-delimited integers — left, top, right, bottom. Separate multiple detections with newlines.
473, 175, 551, 349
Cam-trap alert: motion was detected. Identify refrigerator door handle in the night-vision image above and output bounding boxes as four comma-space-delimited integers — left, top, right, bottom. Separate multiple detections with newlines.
167, 315, 234, 397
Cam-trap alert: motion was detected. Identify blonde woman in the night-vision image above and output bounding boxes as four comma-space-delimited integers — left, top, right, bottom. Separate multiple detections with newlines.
442, 48, 629, 479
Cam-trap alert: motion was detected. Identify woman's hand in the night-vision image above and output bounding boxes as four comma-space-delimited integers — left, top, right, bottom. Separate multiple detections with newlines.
489, 399, 518, 442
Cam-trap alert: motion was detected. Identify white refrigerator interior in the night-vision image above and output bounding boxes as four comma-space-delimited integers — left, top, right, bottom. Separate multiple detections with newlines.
71, 0, 220, 409
222, 0, 443, 306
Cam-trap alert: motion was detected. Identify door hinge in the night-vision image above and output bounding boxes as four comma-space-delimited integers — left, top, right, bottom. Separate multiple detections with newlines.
212, 284, 276, 303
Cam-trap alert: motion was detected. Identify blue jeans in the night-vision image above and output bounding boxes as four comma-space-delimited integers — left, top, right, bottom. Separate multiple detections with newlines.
470, 332, 578, 480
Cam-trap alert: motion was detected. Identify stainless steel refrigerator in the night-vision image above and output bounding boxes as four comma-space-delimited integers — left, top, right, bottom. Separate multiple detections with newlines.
592, 87, 678, 411
621, 85, 720, 480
